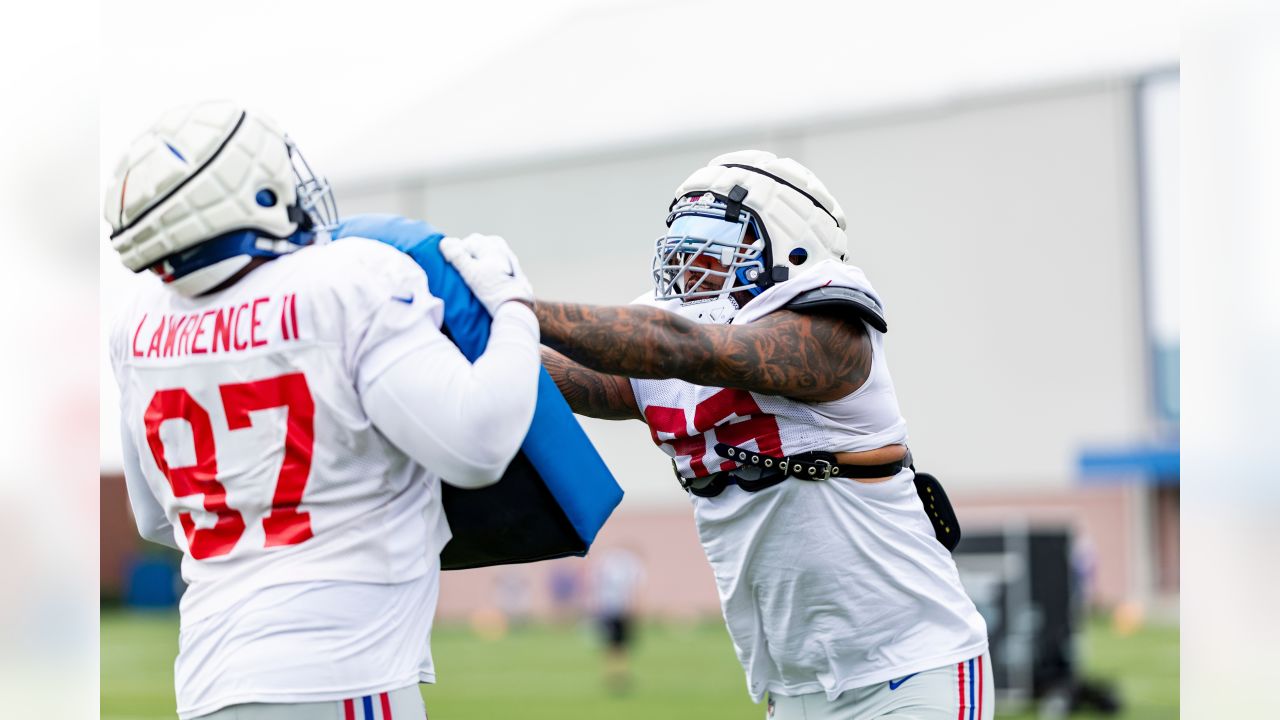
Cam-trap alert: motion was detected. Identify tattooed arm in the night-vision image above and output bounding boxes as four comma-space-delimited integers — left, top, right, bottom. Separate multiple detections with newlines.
535, 302, 871, 403
541, 346, 642, 420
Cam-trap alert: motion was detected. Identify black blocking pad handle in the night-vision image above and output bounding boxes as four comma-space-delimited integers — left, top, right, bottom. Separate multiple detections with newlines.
439, 451, 586, 571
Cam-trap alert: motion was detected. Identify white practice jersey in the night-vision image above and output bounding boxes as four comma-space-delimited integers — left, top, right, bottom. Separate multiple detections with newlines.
631, 260, 988, 702
110, 238, 463, 718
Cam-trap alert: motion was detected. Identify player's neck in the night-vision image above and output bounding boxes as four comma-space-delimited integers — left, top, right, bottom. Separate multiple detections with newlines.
198, 257, 274, 297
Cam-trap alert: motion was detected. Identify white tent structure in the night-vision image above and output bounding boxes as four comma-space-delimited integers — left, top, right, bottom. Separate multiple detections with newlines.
328, 0, 1177, 185
101, 0, 1177, 507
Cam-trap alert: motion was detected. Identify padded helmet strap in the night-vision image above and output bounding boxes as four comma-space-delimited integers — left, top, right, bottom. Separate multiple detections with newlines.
724, 184, 748, 224
158, 228, 313, 286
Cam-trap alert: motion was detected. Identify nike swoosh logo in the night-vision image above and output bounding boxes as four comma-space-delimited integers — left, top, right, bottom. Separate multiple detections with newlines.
504, 258, 516, 278
888, 673, 919, 690
391, 294, 414, 304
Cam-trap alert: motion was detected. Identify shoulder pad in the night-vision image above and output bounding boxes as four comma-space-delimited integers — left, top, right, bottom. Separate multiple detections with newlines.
783, 286, 887, 333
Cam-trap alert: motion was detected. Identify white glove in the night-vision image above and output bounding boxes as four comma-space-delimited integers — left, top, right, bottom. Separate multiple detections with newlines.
438, 233, 535, 316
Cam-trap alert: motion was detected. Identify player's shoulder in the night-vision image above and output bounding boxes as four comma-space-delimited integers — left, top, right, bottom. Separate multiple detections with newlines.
107, 275, 170, 369
801, 259, 876, 291
284, 237, 427, 292
108, 274, 167, 337
736, 260, 884, 327
293, 236, 422, 275
282, 238, 437, 327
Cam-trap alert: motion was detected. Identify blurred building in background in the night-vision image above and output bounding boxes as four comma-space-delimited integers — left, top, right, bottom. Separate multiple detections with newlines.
100, 3, 1178, 630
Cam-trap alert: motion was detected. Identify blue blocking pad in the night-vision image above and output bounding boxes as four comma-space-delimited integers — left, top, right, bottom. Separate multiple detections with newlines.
332, 214, 624, 569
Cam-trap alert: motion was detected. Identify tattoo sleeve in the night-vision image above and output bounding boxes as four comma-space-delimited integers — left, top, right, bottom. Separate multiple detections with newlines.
535, 301, 872, 402
541, 346, 642, 420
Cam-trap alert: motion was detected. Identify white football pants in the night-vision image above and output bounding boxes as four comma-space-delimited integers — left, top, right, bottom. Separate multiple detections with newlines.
191, 685, 425, 720
767, 653, 994, 720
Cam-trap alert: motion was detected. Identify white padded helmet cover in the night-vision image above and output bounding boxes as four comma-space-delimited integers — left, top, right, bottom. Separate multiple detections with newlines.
104, 101, 300, 272
671, 150, 847, 274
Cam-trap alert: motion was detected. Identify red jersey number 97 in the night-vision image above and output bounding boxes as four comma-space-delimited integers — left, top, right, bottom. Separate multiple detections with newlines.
143, 372, 316, 560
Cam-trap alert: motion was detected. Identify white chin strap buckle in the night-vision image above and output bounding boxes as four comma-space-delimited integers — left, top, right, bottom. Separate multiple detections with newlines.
675, 296, 738, 324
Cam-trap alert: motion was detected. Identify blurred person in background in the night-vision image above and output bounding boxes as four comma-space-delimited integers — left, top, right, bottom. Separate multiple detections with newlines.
104, 101, 540, 719
444, 151, 993, 719
590, 546, 645, 693
495, 568, 533, 629
548, 561, 584, 626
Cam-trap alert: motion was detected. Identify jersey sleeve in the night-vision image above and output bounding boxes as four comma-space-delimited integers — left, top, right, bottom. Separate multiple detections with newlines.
107, 293, 139, 386
120, 415, 179, 549
360, 302, 540, 488
328, 239, 541, 488
108, 291, 177, 548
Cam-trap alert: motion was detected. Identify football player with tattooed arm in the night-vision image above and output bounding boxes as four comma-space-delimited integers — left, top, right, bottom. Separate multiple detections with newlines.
444, 151, 993, 720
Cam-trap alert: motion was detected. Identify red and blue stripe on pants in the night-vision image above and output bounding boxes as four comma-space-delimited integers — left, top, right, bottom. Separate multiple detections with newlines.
343, 692, 393, 720
956, 656, 984, 720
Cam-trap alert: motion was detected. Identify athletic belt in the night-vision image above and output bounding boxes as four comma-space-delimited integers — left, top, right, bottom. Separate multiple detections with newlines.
677, 443, 963, 553
675, 443, 912, 498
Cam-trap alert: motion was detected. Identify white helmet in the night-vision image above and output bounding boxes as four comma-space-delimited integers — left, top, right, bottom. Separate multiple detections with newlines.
653, 150, 846, 323
103, 101, 338, 296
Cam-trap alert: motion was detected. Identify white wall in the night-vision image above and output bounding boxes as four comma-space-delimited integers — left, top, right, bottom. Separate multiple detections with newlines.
341, 80, 1150, 503
800, 84, 1149, 488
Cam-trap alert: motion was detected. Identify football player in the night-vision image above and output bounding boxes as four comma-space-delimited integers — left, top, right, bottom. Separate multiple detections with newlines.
105, 102, 540, 719
444, 151, 994, 719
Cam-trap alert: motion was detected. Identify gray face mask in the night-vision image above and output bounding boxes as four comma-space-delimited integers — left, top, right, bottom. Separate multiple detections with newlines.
287, 137, 340, 232
652, 197, 766, 324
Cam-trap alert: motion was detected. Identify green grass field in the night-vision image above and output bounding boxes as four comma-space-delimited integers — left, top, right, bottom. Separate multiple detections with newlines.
101, 611, 1177, 719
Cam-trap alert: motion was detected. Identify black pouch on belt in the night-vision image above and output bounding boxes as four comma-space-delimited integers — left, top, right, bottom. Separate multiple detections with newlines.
913, 471, 961, 552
